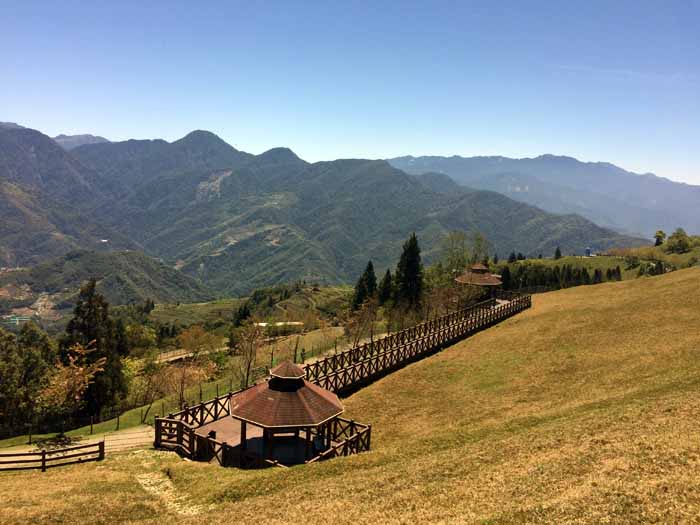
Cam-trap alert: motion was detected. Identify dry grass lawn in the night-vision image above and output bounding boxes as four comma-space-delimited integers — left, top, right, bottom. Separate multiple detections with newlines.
2, 268, 700, 523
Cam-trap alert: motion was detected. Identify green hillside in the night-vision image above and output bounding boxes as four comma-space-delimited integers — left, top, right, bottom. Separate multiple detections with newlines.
390, 154, 700, 237
2, 267, 699, 523
78, 136, 642, 294
0, 250, 215, 314
1, 126, 645, 294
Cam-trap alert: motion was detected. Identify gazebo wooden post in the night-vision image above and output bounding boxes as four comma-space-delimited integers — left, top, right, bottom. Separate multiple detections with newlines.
305, 427, 311, 460
326, 421, 332, 448
240, 419, 247, 451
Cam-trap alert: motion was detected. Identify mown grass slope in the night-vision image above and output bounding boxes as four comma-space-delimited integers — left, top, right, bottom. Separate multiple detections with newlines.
2, 268, 700, 523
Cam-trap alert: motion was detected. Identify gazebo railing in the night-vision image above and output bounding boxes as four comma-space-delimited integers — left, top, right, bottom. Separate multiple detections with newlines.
154, 291, 529, 467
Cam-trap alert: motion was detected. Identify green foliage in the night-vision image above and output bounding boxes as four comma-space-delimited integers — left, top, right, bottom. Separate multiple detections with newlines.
665, 228, 691, 254
394, 233, 424, 309
60, 279, 127, 416
654, 230, 666, 246
351, 261, 377, 310
555, 246, 562, 259
0, 323, 56, 433
377, 269, 393, 306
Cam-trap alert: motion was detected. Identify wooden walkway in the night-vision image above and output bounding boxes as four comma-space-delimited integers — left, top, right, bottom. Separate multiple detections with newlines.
153, 291, 530, 467
305, 292, 531, 394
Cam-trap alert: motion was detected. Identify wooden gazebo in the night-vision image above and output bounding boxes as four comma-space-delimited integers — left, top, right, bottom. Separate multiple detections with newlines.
228, 361, 344, 465
455, 263, 502, 300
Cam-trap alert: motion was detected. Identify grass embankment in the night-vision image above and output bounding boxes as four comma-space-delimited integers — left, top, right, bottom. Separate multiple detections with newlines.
3, 268, 700, 523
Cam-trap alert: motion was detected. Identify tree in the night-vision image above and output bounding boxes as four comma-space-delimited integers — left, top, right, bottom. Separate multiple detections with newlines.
554, 246, 562, 259
61, 279, 127, 416
508, 251, 517, 264
237, 321, 264, 388
666, 228, 691, 254
39, 343, 106, 425
170, 325, 218, 408
377, 269, 393, 305
233, 302, 252, 327
468, 231, 492, 264
654, 230, 666, 246
352, 260, 378, 310
351, 275, 367, 311
499, 266, 512, 290
493, 253, 499, 264
363, 260, 377, 297
226, 325, 238, 354
394, 232, 423, 308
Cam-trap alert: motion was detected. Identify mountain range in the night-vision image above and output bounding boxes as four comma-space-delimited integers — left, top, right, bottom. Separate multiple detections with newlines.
389, 155, 700, 237
0, 123, 650, 296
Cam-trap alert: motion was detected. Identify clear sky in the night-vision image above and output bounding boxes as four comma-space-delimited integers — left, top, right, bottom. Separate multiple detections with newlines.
2, 1, 699, 184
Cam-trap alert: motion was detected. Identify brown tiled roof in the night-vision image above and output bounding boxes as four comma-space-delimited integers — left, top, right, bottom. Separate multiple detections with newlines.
270, 361, 305, 379
230, 362, 344, 428
469, 263, 490, 272
455, 269, 502, 286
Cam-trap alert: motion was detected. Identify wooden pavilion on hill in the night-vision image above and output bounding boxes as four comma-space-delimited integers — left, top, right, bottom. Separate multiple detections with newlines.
455, 263, 503, 298
193, 361, 361, 467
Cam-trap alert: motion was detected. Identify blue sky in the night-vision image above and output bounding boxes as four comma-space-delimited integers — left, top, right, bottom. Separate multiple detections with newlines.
2, 1, 699, 183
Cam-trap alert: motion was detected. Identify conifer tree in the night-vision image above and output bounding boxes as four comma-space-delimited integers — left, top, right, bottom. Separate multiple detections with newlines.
363, 260, 377, 297
554, 246, 562, 259
60, 279, 127, 416
394, 233, 423, 308
377, 269, 393, 305
493, 253, 499, 264
351, 275, 368, 311
499, 266, 512, 290
508, 251, 517, 264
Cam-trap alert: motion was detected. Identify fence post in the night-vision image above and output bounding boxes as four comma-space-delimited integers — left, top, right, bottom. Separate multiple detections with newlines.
98, 441, 105, 461
116, 413, 120, 431
90, 415, 93, 435
41, 449, 46, 472
154, 418, 162, 448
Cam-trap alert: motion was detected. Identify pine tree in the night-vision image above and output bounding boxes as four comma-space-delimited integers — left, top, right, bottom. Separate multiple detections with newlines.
499, 266, 512, 290
363, 260, 377, 297
60, 279, 127, 416
377, 269, 393, 305
493, 253, 499, 264
554, 246, 562, 259
351, 275, 368, 311
508, 251, 517, 264
394, 233, 423, 308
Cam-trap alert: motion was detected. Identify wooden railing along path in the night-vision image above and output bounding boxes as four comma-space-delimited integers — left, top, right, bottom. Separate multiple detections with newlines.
0, 441, 105, 472
305, 291, 531, 394
154, 291, 530, 467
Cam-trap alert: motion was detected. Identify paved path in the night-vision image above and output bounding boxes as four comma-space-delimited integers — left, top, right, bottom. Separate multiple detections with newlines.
1, 425, 154, 455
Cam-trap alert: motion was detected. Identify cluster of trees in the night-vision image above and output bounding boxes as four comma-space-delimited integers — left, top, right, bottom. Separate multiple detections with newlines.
500, 263, 622, 291
351, 232, 424, 312
655, 227, 695, 254
0, 279, 232, 436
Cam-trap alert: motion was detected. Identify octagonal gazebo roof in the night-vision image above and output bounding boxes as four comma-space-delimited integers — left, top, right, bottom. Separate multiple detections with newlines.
229, 361, 344, 428
455, 263, 503, 286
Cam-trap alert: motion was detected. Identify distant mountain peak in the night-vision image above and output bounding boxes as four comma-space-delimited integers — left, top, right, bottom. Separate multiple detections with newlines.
0, 122, 25, 130
257, 147, 302, 163
53, 133, 109, 150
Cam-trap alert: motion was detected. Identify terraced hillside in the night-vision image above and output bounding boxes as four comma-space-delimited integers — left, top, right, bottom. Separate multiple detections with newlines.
2, 268, 699, 523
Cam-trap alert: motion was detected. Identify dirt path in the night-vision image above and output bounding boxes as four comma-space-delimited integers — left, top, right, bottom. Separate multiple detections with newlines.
2, 425, 154, 455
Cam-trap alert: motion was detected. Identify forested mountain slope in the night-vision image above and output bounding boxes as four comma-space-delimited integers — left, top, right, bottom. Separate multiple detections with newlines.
390, 154, 700, 236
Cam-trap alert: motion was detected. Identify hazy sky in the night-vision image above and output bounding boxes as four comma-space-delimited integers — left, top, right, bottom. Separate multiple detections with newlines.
2, 1, 699, 184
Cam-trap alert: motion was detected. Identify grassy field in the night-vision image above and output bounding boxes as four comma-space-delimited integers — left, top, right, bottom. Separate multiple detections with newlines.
2, 268, 700, 523
150, 285, 351, 328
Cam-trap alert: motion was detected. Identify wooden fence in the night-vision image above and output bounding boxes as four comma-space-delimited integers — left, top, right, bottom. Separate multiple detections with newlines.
153, 291, 529, 467
0, 441, 105, 472
305, 291, 531, 394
